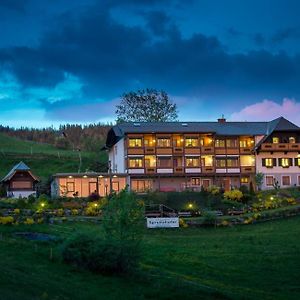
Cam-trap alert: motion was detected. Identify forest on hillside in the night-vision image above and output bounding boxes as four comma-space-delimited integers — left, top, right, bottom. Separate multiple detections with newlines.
0, 123, 112, 152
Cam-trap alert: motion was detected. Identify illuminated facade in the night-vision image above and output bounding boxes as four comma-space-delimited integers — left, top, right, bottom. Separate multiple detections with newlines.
105, 117, 300, 192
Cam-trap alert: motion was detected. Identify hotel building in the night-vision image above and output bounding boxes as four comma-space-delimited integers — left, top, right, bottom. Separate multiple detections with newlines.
105, 117, 300, 192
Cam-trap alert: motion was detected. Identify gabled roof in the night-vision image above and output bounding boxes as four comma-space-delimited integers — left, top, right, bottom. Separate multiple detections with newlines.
1, 161, 39, 182
105, 116, 300, 149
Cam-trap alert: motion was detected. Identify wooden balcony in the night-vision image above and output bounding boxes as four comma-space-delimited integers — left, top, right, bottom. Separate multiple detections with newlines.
156, 148, 172, 155
145, 147, 155, 154
289, 143, 300, 150
145, 167, 156, 174
202, 166, 215, 173
201, 146, 214, 154
261, 143, 298, 151
173, 147, 183, 154
185, 148, 200, 155
241, 166, 256, 173
215, 148, 226, 155
174, 167, 184, 173
227, 148, 240, 155
240, 147, 252, 154
127, 148, 144, 155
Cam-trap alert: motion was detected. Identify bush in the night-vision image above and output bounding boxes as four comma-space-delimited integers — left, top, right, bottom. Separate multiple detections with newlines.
224, 189, 243, 201
0, 216, 14, 225
63, 190, 144, 274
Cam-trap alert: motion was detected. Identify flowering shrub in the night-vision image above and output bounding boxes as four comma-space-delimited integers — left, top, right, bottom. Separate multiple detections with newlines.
179, 218, 188, 228
71, 209, 79, 215
13, 208, 20, 214
207, 185, 220, 195
0, 216, 14, 225
224, 189, 243, 201
23, 218, 34, 225
56, 208, 64, 216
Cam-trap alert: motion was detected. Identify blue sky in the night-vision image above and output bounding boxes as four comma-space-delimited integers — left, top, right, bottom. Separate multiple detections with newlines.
0, 0, 300, 127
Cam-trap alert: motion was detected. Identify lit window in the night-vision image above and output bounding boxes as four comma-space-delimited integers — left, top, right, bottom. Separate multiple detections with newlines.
227, 158, 239, 167
129, 138, 142, 147
289, 137, 296, 143
282, 176, 291, 186
173, 136, 183, 147
266, 176, 274, 186
185, 138, 199, 147
201, 155, 213, 167
185, 157, 200, 167
265, 158, 273, 167
157, 138, 171, 147
215, 139, 225, 147
240, 155, 255, 166
145, 155, 156, 167
241, 177, 249, 184
296, 158, 300, 166
203, 137, 213, 146
280, 158, 290, 168
226, 139, 238, 148
191, 178, 201, 186
272, 137, 279, 144
131, 180, 152, 192
240, 139, 254, 147
215, 158, 226, 168
128, 158, 143, 168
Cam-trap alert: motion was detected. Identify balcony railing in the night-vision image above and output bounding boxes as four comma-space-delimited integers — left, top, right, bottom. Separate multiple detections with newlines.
261, 143, 300, 151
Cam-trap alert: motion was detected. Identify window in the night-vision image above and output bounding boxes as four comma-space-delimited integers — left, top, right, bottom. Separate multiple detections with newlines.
289, 137, 296, 143
215, 158, 226, 168
266, 176, 274, 186
173, 136, 183, 147
203, 136, 213, 146
67, 182, 75, 192
202, 179, 211, 188
157, 138, 171, 147
240, 155, 255, 166
174, 156, 183, 167
279, 158, 290, 168
226, 139, 238, 148
144, 136, 155, 146
272, 137, 279, 144
227, 157, 239, 167
112, 182, 119, 192
241, 177, 249, 184
263, 158, 274, 168
145, 155, 156, 168
128, 158, 143, 168
157, 157, 172, 168
131, 180, 152, 192
185, 138, 199, 147
282, 176, 291, 186
201, 155, 213, 167
191, 178, 201, 186
239, 138, 254, 148
296, 158, 300, 166
215, 139, 225, 147
129, 138, 142, 147
185, 157, 200, 167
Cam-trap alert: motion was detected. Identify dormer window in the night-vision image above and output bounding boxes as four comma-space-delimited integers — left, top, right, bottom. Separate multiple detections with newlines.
289, 137, 296, 144
272, 137, 279, 144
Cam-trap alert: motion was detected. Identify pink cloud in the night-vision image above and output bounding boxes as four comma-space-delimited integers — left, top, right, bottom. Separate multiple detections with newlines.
230, 98, 300, 125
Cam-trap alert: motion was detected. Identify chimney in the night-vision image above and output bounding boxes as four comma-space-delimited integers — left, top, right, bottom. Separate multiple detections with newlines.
217, 114, 226, 123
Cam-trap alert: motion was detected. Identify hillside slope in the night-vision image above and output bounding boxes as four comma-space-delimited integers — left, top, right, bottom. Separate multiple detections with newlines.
0, 133, 107, 179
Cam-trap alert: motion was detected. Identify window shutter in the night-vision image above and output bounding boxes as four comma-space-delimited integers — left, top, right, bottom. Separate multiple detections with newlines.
273, 158, 277, 166
289, 158, 293, 166
278, 158, 282, 166
262, 158, 266, 167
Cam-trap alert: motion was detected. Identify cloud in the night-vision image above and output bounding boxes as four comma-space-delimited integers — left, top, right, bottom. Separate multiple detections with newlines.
271, 27, 300, 44
230, 98, 300, 125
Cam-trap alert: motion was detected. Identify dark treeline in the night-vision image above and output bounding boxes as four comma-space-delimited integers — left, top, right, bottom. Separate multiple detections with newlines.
0, 123, 112, 152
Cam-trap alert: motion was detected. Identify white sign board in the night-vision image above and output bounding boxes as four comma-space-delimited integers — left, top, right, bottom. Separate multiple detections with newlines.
147, 217, 179, 228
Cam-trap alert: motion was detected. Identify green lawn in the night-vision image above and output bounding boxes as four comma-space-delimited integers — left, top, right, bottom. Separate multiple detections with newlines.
0, 217, 299, 299
0, 133, 106, 179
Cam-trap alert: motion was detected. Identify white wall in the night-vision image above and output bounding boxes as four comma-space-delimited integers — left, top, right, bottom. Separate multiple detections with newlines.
256, 151, 300, 189
108, 138, 125, 173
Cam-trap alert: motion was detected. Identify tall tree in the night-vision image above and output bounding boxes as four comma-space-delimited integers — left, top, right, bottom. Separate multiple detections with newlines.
116, 89, 178, 122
